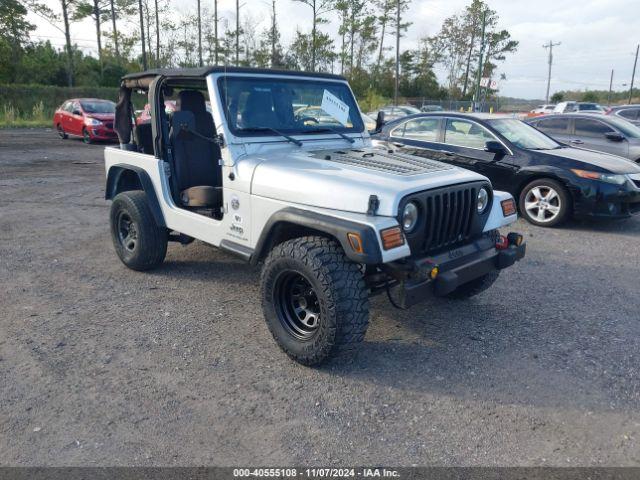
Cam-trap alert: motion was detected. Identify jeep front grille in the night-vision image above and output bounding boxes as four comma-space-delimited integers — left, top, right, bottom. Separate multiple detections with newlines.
402, 183, 488, 255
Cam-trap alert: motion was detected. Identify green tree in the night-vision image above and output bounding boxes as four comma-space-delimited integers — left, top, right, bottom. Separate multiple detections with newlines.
0, 0, 35, 83
292, 0, 334, 71
373, 0, 394, 77
430, 0, 517, 99
550, 92, 564, 103
288, 29, 336, 72
582, 91, 599, 102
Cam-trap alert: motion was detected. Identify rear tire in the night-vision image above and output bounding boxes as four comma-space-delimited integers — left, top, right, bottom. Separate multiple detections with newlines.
57, 124, 68, 139
109, 191, 167, 271
519, 178, 570, 227
260, 236, 369, 366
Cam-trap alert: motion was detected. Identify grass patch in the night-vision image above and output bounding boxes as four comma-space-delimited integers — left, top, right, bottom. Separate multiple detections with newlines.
0, 100, 51, 128
0, 119, 51, 128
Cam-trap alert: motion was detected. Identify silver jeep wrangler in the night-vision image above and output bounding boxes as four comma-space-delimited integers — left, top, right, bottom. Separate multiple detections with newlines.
105, 67, 525, 365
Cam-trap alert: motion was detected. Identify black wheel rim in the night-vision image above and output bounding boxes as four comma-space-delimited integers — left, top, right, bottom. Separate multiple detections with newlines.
274, 271, 321, 340
83, 130, 90, 143
117, 211, 138, 252
57, 125, 65, 138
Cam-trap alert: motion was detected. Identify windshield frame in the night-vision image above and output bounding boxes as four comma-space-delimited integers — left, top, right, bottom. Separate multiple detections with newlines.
215, 74, 365, 139
487, 117, 562, 150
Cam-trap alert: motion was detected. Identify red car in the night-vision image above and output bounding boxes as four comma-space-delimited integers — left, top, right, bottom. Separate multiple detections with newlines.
53, 98, 117, 144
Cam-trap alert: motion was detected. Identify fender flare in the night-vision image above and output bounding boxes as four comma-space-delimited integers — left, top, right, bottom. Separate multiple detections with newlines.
105, 164, 166, 227
250, 207, 383, 266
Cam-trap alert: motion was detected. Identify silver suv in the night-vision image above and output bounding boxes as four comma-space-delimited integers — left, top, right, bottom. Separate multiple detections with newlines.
104, 67, 525, 365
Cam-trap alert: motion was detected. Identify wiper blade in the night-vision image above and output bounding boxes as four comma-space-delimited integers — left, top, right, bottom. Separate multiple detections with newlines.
241, 127, 303, 146
305, 127, 355, 144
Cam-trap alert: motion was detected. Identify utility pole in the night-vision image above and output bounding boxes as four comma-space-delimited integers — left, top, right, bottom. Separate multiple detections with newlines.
214, 0, 218, 64
197, 0, 203, 66
138, 0, 148, 70
629, 44, 639, 104
543, 40, 561, 104
394, 0, 400, 106
236, 0, 240, 66
155, 0, 160, 66
608, 69, 614, 107
472, 10, 487, 111
271, 0, 277, 68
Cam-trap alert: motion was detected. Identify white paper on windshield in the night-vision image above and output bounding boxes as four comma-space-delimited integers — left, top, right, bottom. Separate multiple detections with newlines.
321, 90, 350, 126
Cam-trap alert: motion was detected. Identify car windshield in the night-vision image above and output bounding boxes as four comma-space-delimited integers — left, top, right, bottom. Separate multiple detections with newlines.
399, 106, 421, 114
607, 117, 640, 138
578, 103, 604, 112
80, 100, 115, 114
218, 76, 364, 136
487, 118, 561, 150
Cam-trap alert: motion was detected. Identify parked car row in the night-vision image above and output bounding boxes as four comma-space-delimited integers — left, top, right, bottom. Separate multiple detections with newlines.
371, 111, 640, 227
54, 93, 640, 229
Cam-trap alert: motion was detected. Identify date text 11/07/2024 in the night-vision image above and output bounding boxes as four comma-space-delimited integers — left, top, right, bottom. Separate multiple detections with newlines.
232, 468, 400, 478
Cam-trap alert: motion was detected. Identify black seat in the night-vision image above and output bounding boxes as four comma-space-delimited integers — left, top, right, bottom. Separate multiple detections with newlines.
242, 90, 277, 128
169, 90, 222, 209
134, 123, 153, 154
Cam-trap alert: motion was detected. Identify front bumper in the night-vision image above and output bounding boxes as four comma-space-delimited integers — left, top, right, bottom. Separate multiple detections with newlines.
573, 177, 640, 219
88, 126, 118, 141
387, 236, 526, 308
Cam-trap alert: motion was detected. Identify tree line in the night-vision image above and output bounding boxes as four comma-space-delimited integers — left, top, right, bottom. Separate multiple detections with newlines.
2, 0, 518, 104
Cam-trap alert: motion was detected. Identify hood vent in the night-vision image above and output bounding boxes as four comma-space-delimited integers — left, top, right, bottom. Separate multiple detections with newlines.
312, 149, 454, 176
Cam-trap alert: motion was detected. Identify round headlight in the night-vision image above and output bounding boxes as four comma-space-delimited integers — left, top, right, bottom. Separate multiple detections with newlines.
477, 188, 489, 213
402, 202, 419, 232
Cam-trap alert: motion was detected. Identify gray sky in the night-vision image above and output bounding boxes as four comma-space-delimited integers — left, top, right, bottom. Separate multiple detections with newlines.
27, 0, 640, 100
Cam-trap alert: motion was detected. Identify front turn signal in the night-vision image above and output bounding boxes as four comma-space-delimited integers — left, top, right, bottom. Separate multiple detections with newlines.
380, 226, 405, 250
347, 232, 364, 254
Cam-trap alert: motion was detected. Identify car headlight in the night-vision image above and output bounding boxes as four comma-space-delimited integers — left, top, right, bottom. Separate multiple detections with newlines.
402, 202, 420, 232
477, 188, 489, 213
84, 117, 102, 126
571, 169, 628, 185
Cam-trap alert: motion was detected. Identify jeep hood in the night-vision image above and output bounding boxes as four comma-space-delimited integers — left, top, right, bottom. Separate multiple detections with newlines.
249, 148, 487, 216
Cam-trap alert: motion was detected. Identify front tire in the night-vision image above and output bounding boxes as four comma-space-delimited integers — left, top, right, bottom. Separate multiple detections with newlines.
519, 178, 570, 227
109, 191, 168, 271
261, 236, 369, 366
82, 128, 92, 144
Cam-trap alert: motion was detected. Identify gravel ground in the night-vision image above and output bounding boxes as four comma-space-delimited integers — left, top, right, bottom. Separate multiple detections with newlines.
1, 128, 639, 466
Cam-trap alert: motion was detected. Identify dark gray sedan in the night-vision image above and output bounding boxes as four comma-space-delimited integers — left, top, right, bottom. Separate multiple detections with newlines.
607, 105, 640, 127
527, 114, 640, 163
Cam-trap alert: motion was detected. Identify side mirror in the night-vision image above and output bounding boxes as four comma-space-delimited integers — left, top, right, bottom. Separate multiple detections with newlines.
605, 132, 625, 142
73, 109, 82, 116
485, 140, 507, 156
374, 111, 386, 133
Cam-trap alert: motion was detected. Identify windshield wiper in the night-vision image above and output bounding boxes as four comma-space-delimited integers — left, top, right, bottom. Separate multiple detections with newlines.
305, 127, 355, 144
241, 127, 303, 146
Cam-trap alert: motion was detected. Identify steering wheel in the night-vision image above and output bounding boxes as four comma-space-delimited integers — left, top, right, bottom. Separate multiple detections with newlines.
296, 116, 320, 126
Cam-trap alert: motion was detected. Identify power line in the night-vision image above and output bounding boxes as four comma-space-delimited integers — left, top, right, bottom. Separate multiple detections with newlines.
543, 40, 561, 103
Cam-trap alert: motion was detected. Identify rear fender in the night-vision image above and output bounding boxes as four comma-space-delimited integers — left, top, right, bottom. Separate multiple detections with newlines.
105, 165, 165, 227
